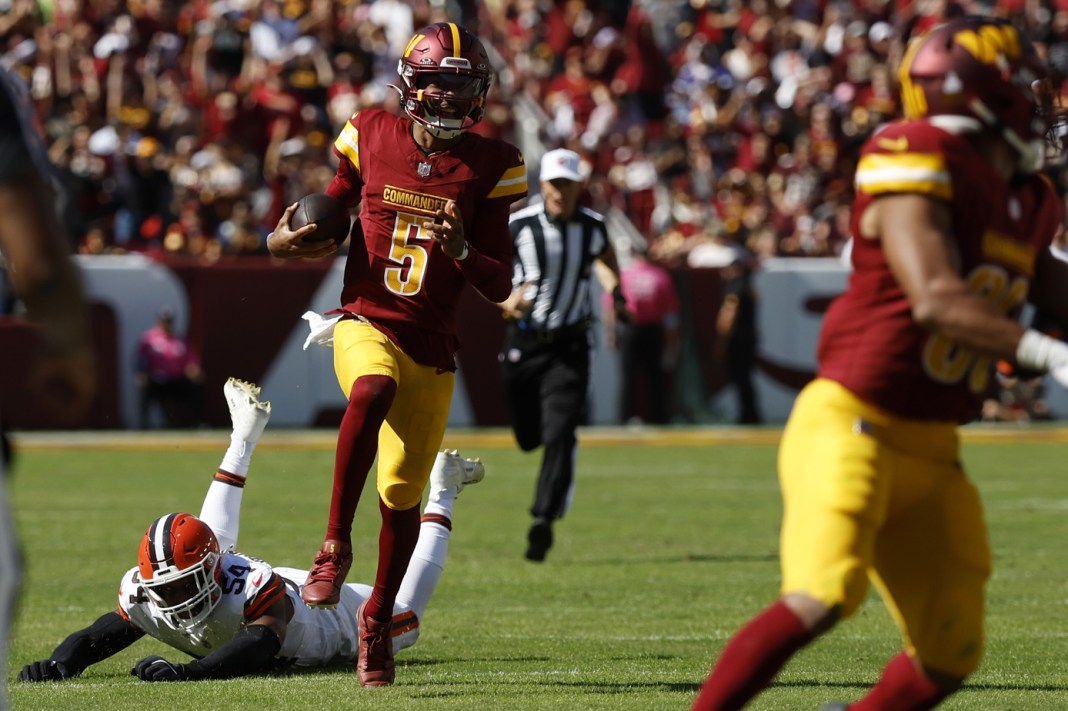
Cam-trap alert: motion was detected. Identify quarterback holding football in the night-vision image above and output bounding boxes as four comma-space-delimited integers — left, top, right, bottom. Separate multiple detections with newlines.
266, 21, 525, 687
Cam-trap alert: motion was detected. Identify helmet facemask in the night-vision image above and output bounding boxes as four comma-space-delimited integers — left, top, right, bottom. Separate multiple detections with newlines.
397, 63, 489, 139
968, 70, 1061, 174
142, 551, 222, 629
1036, 77, 1068, 169
393, 22, 491, 140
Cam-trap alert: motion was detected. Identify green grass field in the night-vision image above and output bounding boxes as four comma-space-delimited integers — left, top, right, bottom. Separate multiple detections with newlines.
6, 426, 1068, 710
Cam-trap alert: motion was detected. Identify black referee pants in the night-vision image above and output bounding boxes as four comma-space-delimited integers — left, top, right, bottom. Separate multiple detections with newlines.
499, 324, 589, 521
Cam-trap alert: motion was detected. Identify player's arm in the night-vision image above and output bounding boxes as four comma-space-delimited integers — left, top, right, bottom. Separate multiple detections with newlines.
266, 200, 338, 260
18, 611, 145, 682
266, 135, 362, 260
132, 582, 292, 682
425, 199, 513, 302
873, 193, 1027, 358
431, 147, 526, 302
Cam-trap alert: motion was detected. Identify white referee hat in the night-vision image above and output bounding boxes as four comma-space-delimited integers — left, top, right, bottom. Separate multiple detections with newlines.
540, 148, 584, 183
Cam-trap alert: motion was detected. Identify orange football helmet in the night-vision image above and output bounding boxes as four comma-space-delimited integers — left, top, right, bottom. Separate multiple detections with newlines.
137, 513, 222, 629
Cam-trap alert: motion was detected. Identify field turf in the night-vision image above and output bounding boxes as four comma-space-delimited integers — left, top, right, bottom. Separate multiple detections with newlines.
6, 426, 1068, 710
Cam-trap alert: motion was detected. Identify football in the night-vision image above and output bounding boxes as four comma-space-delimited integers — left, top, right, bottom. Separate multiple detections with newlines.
289, 193, 351, 245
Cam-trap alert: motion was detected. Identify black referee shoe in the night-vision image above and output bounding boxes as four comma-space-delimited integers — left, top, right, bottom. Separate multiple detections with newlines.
524, 518, 553, 562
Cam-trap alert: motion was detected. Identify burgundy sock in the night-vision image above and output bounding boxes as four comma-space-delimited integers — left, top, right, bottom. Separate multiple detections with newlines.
324, 375, 396, 542
850, 652, 956, 710
363, 497, 421, 622
691, 600, 814, 711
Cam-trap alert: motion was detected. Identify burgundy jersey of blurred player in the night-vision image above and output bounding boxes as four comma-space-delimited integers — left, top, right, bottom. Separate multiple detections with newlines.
325, 108, 527, 370
818, 118, 1064, 422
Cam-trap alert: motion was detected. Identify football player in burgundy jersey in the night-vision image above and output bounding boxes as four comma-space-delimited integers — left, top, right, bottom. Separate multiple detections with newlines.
17, 380, 485, 684
693, 17, 1068, 711
266, 22, 525, 686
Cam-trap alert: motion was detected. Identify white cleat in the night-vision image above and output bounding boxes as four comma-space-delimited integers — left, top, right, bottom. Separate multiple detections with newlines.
224, 377, 272, 444
428, 449, 485, 503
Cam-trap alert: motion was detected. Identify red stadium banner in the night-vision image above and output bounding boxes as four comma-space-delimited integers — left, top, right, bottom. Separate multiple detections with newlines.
0, 256, 852, 429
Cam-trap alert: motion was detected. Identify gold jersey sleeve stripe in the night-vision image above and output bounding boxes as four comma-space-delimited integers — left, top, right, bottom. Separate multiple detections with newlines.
855, 152, 952, 199
487, 164, 529, 198
334, 123, 360, 171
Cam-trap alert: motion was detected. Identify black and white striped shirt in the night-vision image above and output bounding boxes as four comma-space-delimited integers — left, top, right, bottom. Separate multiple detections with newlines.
508, 202, 609, 331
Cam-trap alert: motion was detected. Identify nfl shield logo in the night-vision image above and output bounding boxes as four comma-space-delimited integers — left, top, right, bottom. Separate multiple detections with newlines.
418, 162, 432, 178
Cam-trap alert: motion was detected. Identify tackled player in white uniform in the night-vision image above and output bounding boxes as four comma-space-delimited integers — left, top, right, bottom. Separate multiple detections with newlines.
18, 378, 484, 682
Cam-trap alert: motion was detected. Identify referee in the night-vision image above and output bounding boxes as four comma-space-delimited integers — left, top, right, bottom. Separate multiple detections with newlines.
498, 148, 630, 562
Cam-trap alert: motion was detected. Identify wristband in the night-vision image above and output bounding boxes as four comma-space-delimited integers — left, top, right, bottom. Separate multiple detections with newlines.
1015, 329, 1068, 372
454, 243, 469, 261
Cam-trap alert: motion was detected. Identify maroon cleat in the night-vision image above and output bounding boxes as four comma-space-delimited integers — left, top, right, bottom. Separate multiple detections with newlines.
300, 539, 352, 607
356, 602, 395, 687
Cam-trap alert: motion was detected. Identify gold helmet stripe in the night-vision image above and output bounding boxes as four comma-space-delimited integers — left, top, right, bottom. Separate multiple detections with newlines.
403, 33, 425, 58
448, 23, 461, 57
898, 33, 927, 118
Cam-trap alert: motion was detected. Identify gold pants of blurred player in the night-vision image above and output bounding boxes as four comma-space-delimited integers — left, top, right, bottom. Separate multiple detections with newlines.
333, 319, 454, 511
778, 378, 990, 678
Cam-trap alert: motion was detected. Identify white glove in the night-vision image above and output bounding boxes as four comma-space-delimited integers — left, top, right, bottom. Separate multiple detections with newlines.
302, 311, 341, 350
1015, 329, 1068, 388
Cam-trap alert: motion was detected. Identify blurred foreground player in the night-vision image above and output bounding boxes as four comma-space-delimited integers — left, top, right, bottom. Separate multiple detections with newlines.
693, 17, 1068, 710
18, 379, 485, 683
0, 66, 94, 710
267, 21, 525, 686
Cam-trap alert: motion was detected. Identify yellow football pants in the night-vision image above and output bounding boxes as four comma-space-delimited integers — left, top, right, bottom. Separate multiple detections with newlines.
778, 378, 990, 677
333, 319, 454, 510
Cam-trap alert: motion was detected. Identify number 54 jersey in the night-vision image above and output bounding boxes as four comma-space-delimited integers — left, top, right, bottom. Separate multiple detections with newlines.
116, 553, 417, 667
818, 117, 1064, 422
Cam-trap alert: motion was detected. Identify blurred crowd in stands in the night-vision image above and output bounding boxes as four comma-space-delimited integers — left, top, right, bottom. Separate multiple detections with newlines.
2, 0, 1065, 265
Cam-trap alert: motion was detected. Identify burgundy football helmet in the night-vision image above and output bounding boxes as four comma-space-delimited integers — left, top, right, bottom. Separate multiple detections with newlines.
898, 16, 1062, 174
395, 22, 491, 139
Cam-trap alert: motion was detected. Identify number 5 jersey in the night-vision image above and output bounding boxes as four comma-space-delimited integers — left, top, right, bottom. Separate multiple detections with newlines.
325, 108, 528, 372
